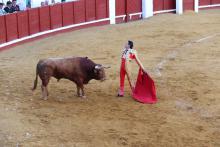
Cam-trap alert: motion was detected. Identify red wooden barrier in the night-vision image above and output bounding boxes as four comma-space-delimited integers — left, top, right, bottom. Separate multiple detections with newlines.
127, 0, 141, 13
116, 0, 126, 23
74, 0, 86, 23
127, 0, 142, 21
5, 13, 18, 42
212, 0, 220, 4
154, 0, 176, 12
106, 0, 109, 17
199, 0, 220, 10
39, 6, 50, 31
17, 11, 29, 38
184, 0, 194, 11
0, 0, 166, 47
116, 0, 126, 15
154, 0, 164, 11
50, 4, 63, 29
28, 8, 40, 35
200, 0, 211, 5
96, 0, 107, 19
164, 0, 176, 10
85, 0, 96, 21
0, 16, 7, 44
62, 2, 74, 26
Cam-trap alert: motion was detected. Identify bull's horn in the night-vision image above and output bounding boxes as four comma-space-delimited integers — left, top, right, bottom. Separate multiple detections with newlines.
95, 65, 101, 69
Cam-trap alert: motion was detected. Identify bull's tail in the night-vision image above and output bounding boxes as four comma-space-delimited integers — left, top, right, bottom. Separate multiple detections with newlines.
32, 65, 39, 91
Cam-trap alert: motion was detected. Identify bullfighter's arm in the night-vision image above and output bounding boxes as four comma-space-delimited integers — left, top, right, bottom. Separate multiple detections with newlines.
134, 51, 147, 74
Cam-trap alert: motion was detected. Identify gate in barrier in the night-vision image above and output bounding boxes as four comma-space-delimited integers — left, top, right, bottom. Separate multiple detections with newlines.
116, 0, 142, 23
154, 0, 176, 14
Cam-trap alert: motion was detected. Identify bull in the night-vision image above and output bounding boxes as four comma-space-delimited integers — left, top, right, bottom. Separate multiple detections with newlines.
32, 57, 110, 100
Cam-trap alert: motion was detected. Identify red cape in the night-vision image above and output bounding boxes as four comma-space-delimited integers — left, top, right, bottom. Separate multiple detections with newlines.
132, 68, 157, 104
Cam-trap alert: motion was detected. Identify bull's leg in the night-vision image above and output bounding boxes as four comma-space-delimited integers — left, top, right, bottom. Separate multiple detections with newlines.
41, 85, 47, 100
75, 80, 85, 98
46, 87, 49, 96
41, 78, 50, 100
80, 85, 86, 98
76, 85, 81, 97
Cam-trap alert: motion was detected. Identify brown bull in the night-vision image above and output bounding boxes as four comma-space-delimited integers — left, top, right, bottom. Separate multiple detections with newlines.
32, 57, 109, 100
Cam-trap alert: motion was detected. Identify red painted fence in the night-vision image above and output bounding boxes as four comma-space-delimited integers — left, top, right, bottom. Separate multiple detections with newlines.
50, 4, 63, 29
1, 0, 220, 47
116, 0, 126, 23
86, 0, 96, 21
185, 0, 220, 10
200, 0, 220, 5
62, 2, 74, 26
17, 11, 29, 38
96, 0, 108, 19
184, 0, 194, 11
153, 0, 176, 12
0, 0, 109, 45
28, 8, 40, 35
116, 0, 142, 23
74, 0, 86, 23
0, 16, 7, 43
39, 6, 51, 31
0, 0, 143, 46
127, 0, 142, 21
5, 13, 18, 42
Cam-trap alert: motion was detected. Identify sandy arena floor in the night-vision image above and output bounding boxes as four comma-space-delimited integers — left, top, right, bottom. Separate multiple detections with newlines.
0, 9, 220, 147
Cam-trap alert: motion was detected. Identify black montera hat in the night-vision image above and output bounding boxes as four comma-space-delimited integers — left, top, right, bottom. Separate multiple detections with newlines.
128, 40, 133, 49
7, 1, 12, 5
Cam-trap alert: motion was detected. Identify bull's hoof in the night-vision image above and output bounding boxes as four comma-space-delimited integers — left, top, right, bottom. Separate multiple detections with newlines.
75, 94, 81, 97
81, 95, 87, 99
76, 94, 86, 98
41, 97, 48, 100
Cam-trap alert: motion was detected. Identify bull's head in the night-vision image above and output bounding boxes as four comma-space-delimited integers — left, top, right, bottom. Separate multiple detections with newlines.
94, 64, 110, 81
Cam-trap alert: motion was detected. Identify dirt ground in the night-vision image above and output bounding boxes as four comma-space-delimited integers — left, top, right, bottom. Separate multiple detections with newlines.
0, 9, 220, 147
